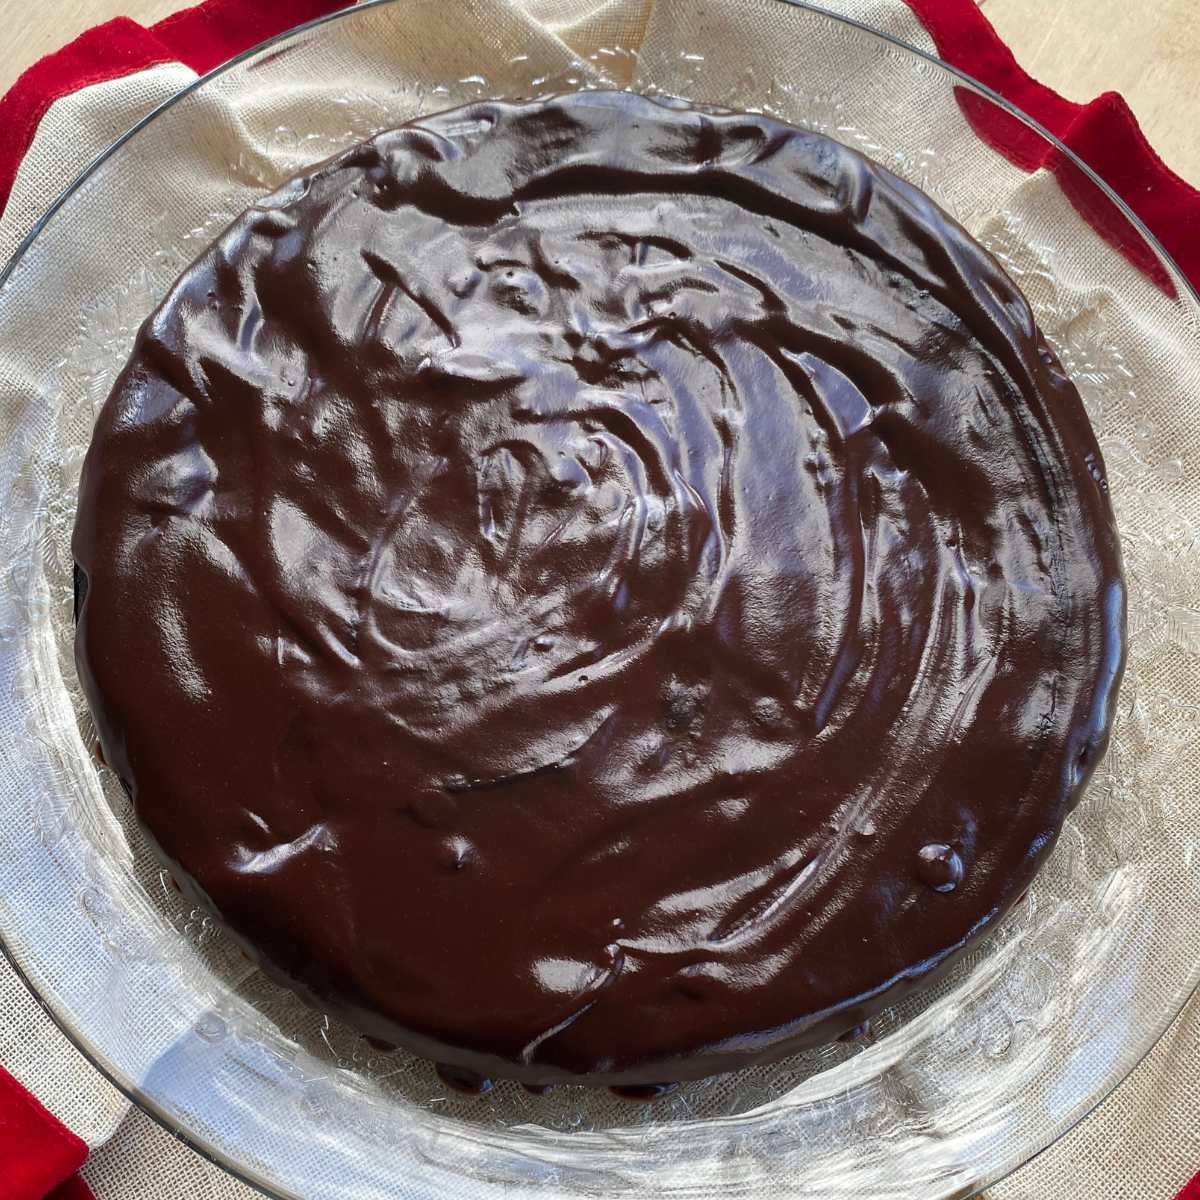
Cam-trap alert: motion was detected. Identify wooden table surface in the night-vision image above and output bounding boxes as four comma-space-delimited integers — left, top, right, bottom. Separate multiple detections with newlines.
3, 0, 1198, 185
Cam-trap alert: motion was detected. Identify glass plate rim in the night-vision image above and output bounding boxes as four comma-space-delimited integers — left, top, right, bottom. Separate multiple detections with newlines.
2, 0, 1197, 310
0, 2, 1196, 1197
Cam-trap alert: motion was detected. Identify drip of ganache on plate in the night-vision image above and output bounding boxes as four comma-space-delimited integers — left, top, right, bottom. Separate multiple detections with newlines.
72, 91, 1125, 1088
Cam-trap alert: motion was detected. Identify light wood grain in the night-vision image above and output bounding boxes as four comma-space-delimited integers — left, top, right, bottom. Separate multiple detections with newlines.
2, 0, 1195, 185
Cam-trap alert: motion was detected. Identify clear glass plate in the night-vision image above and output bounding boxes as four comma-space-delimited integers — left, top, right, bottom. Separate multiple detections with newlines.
1, 1, 1198, 1197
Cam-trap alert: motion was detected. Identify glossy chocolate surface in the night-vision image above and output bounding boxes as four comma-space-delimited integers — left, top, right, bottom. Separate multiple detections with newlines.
73, 92, 1125, 1086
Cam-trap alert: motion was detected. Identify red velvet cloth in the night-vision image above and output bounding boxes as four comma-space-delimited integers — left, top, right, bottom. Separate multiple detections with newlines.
0, 0, 1195, 1196
1179, 1170, 1200, 1200
46, 1179, 99, 1200
0, 1064, 90, 1200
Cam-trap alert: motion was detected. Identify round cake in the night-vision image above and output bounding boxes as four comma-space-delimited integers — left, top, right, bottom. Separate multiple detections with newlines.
73, 91, 1125, 1089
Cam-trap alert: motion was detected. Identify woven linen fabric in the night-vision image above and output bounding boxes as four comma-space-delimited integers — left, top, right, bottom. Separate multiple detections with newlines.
0, 1, 1196, 1197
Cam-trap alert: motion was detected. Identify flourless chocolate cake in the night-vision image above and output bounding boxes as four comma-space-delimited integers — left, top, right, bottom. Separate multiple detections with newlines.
73, 91, 1125, 1091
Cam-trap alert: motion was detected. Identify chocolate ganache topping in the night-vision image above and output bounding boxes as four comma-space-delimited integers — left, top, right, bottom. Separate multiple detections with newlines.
74, 91, 1125, 1087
